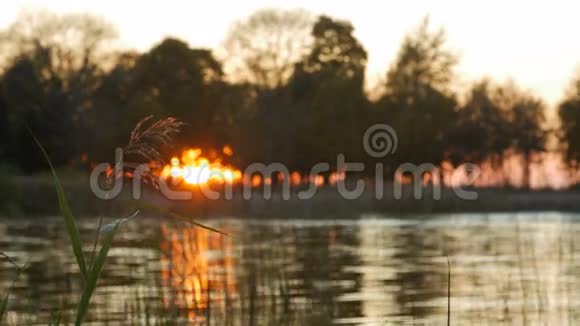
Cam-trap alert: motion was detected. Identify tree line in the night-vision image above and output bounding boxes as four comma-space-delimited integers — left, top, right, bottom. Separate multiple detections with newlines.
1, 9, 579, 186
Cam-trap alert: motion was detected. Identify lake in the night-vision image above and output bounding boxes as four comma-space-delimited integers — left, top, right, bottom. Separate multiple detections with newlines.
1, 212, 579, 325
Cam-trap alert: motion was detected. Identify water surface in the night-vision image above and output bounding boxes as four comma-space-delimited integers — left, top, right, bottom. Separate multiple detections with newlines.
1, 212, 579, 325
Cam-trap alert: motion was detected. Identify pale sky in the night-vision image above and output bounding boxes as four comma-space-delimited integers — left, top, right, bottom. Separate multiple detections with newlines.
1, 0, 579, 106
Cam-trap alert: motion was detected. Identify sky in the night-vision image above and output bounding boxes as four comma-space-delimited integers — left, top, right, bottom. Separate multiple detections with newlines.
1, 0, 579, 106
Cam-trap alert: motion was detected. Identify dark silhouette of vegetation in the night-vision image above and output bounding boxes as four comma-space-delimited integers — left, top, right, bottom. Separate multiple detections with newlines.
450, 80, 548, 185
559, 73, 580, 167
0, 9, 569, 188
222, 8, 313, 89
375, 17, 457, 169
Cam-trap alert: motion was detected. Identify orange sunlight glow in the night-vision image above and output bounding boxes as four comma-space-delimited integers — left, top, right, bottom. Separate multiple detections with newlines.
157, 146, 334, 189
161, 147, 242, 186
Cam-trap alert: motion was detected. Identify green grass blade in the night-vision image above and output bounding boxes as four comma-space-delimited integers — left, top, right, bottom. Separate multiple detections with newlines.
447, 256, 451, 326
49, 311, 62, 326
75, 223, 119, 326
0, 264, 26, 323
99, 210, 139, 236
88, 217, 104, 268
0, 293, 8, 323
131, 201, 229, 236
28, 128, 88, 280
0, 252, 19, 268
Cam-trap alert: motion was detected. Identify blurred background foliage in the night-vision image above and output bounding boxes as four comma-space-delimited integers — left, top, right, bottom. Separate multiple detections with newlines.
0, 9, 578, 188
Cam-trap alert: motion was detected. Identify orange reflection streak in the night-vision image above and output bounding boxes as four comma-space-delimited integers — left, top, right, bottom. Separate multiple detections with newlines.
160, 223, 238, 321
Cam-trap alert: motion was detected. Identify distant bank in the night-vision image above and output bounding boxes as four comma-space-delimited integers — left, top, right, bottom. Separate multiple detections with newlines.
2, 175, 580, 218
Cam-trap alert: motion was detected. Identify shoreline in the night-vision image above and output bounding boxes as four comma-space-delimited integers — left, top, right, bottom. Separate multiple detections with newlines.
2, 175, 580, 218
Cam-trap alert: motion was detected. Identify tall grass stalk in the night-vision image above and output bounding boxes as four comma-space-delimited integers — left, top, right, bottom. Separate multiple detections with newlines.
0, 252, 18, 267
29, 129, 88, 281
49, 311, 62, 326
0, 264, 26, 324
0, 289, 9, 323
75, 221, 120, 325
133, 201, 229, 236
29, 121, 226, 324
30, 130, 123, 325
447, 256, 451, 326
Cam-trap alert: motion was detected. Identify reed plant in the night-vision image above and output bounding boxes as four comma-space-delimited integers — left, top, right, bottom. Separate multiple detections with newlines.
0, 118, 224, 325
